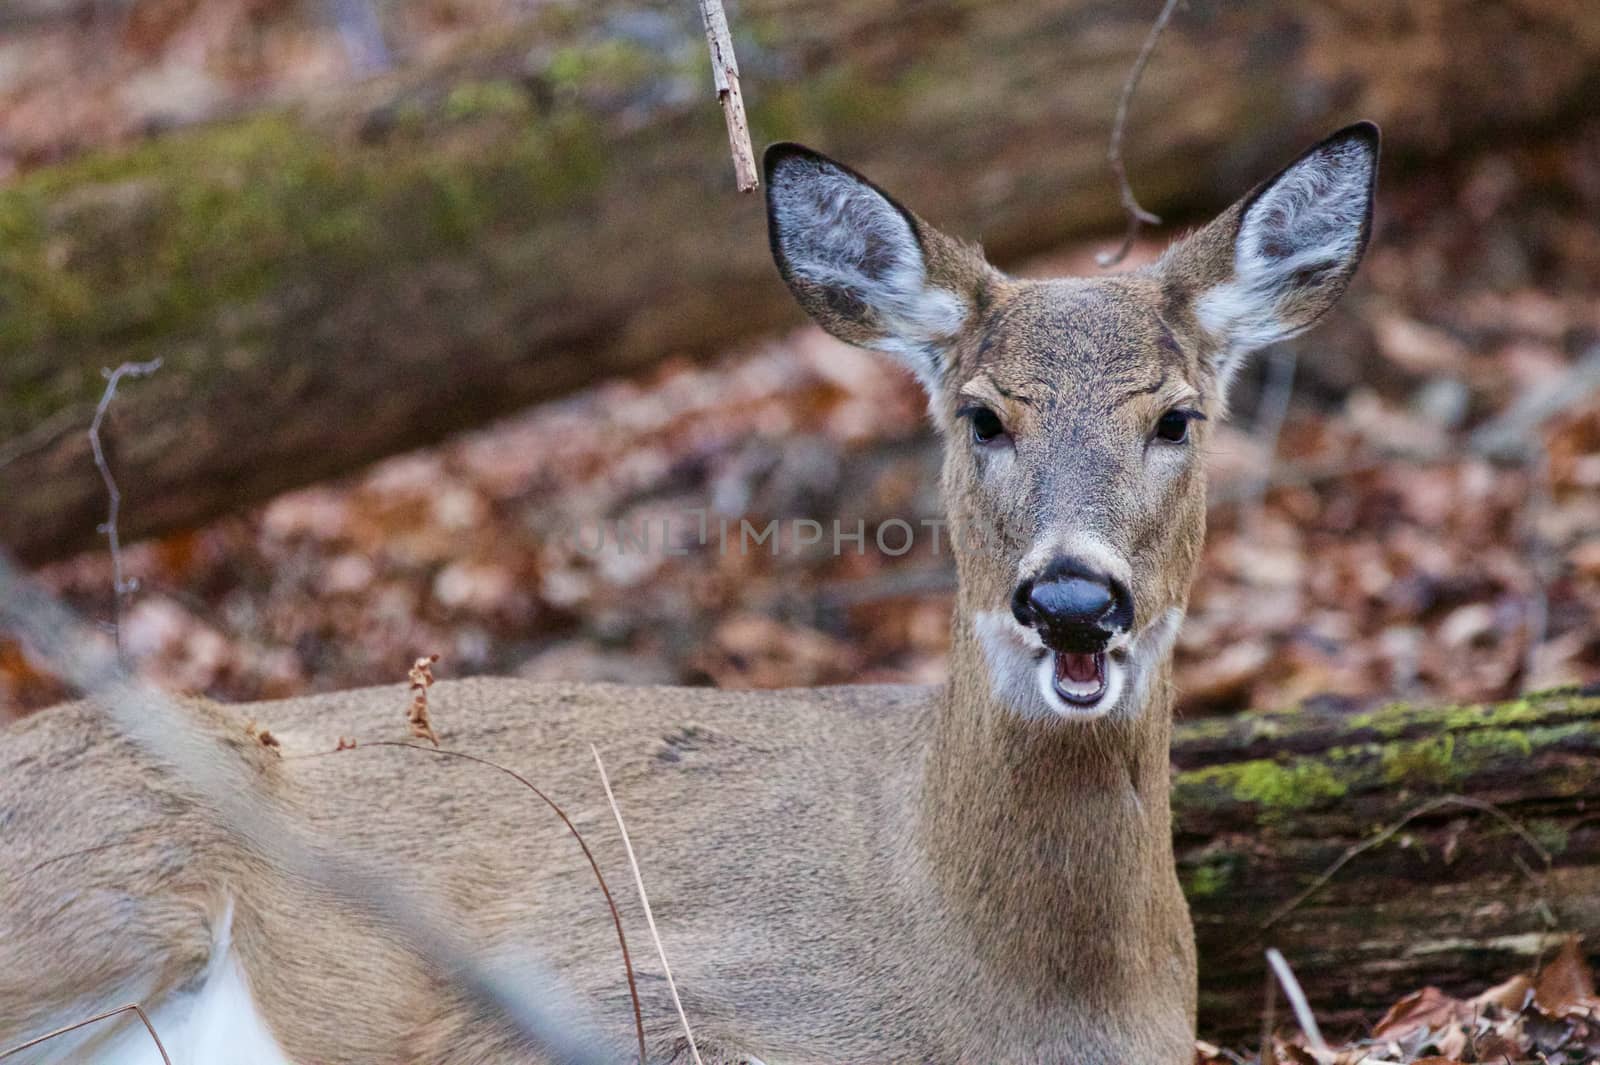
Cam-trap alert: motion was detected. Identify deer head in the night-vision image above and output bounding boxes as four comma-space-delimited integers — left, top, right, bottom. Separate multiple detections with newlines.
766, 125, 1378, 723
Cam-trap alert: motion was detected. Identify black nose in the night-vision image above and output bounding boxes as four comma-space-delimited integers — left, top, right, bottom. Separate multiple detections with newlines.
1011, 559, 1133, 652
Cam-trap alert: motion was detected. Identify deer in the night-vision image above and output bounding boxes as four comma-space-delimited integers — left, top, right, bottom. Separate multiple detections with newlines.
0, 122, 1378, 1065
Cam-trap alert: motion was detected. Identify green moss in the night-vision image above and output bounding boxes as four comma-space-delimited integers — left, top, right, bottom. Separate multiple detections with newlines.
0, 95, 619, 436
1527, 819, 1570, 855
1345, 691, 1599, 741
1381, 734, 1457, 787
1181, 849, 1241, 899
750, 63, 924, 143
543, 39, 666, 95
1175, 757, 1347, 818
443, 80, 533, 122
1376, 728, 1546, 790
1460, 728, 1534, 759
1344, 701, 1423, 738
1235, 759, 1347, 808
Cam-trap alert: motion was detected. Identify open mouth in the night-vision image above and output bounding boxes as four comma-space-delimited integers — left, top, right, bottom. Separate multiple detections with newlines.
1051, 651, 1108, 706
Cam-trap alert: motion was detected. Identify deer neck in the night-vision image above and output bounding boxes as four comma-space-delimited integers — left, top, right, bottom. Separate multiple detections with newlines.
911, 607, 1177, 995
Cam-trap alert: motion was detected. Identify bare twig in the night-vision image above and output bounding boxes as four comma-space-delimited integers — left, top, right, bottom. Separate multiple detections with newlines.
694, 0, 758, 193
1096, 0, 1182, 268
0, 1003, 171, 1063
1264, 948, 1329, 1057
0, 553, 612, 1065
305, 740, 649, 1065
88, 357, 162, 653
1262, 795, 1553, 931
592, 744, 705, 1065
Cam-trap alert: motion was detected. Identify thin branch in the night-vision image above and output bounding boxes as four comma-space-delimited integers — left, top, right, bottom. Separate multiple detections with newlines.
302, 740, 648, 1065
592, 744, 705, 1065
1261, 795, 1553, 931
0, 552, 612, 1065
695, 0, 759, 193
88, 358, 162, 653
0, 1003, 171, 1063
1264, 949, 1329, 1057
1096, 0, 1182, 268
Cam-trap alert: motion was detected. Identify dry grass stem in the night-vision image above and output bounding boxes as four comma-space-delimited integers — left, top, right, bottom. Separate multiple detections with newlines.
695, 0, 758, 192
315, 739, 650, 1065
0, 1003, 172, 1063
1096, 0, 1182, 268
591, 743, 705, 1065
1264, 948, 1329, 1057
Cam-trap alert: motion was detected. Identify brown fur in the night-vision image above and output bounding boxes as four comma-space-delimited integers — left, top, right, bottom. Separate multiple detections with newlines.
0, 129, 1376, 1064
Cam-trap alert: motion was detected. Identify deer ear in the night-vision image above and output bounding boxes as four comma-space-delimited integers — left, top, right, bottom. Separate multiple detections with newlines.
765, 144, 982, 390
1163, 122, 1379, 396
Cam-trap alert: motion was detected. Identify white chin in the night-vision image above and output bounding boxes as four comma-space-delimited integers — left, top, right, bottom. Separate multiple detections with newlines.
1033, 652, 1127, 721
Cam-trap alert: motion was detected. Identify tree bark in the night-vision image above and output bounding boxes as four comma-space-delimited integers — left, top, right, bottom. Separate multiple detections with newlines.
4, 0, 1599, 563
1174, 686, 1600, 1042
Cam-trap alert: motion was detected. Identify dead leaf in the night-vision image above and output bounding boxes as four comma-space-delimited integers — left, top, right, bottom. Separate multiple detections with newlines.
1535, 936, 1599, 1019
1373, 986, 1471, 1041
1471, 972, 1534, 1014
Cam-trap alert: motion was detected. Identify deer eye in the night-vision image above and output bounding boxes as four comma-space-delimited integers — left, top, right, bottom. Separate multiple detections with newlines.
1153, 408, 1201, 444
958, 405, 1009, 447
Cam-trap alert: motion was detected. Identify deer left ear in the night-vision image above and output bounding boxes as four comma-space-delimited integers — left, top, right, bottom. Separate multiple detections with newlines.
765, 143, 988, 392
1163, 122, 1379, 395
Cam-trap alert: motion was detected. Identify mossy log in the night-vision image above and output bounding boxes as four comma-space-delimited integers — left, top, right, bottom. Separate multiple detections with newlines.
1174, 687, 1600, 1042
4, 1, 1600, 562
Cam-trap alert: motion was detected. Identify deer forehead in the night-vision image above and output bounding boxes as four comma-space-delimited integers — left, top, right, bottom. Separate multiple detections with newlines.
957, 277, 1203, 421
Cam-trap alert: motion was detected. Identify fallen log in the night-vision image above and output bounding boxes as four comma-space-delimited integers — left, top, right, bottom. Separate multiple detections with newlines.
1175, 686, 1600, 1041
4, 0, 1600, 562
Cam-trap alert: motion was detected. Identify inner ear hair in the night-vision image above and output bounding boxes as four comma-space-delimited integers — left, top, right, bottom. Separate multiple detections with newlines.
764, 143, 988, 390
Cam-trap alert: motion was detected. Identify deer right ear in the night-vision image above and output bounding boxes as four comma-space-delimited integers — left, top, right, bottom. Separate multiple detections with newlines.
765, 144, 978, 390
1162, 122, 1380, 399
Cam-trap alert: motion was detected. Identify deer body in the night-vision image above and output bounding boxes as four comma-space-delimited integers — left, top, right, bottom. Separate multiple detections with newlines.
0, 125, 1378, 1065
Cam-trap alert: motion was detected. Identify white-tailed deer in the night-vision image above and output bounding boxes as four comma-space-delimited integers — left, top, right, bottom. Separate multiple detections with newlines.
0, 123, 1378, 1065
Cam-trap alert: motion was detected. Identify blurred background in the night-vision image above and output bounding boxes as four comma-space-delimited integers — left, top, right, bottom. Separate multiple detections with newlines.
1, 0, 1599, 721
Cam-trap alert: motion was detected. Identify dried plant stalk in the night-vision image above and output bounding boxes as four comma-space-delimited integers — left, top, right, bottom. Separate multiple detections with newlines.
0, 1003, 172, 1063
592, 744, 705, 1065
318, 740, 649, 1065
407, 653, 441, 746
